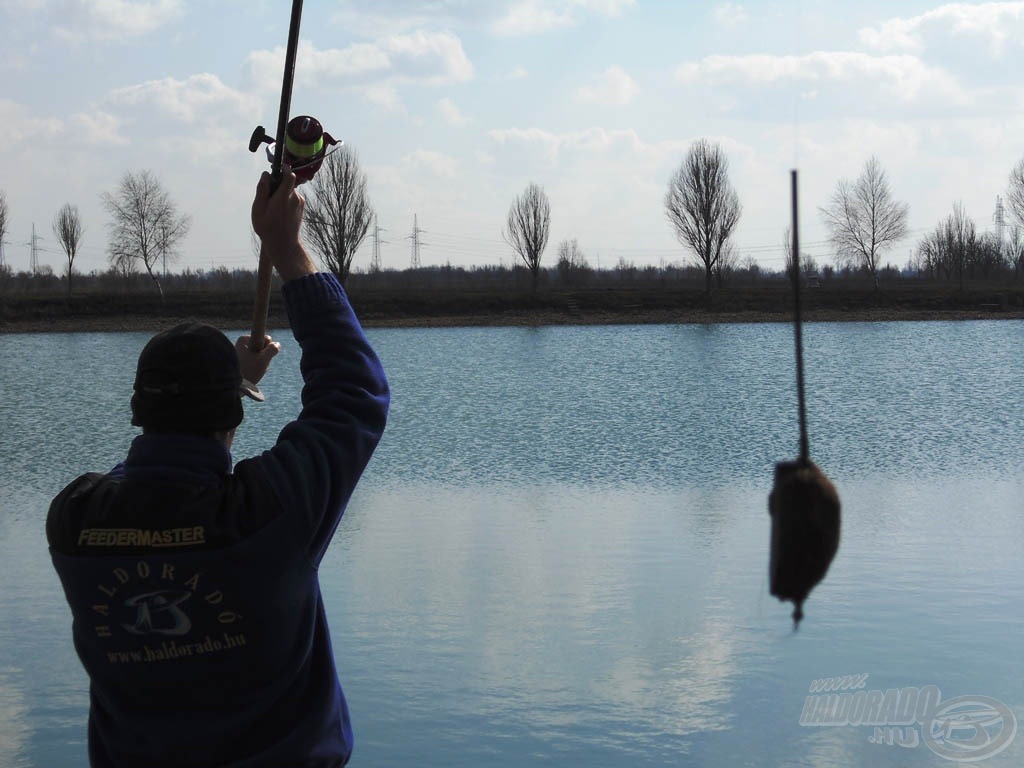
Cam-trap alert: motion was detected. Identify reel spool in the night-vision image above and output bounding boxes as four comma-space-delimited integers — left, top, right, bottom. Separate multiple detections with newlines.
249, 115, 341, 184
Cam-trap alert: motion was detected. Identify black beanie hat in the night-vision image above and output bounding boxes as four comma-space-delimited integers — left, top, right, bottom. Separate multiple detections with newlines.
131, 323, 261, 434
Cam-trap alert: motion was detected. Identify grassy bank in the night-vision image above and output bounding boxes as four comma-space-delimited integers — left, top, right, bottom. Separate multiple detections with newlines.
1, 282, 1023, 333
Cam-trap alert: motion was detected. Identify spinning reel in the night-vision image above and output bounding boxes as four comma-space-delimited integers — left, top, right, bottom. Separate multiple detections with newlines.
249, 115, 342, 184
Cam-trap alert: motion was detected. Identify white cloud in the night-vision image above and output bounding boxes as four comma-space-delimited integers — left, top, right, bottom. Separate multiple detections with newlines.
570, 0, 635, 15
489, 126, 561, 160
489, 126, 689, 167
97, 75, 263, 166
247, 32, 474, 91
385, 30, 475, 83
52, 0, 183, 40
493, 0, 574, 35
859, 2, 1024, 55
247, 41, 388, 90
0, 0, 49, 10
436, 97, 469, 125
328, 0, 491, 36
675, 51, 968, 104
400, 149, 459, 178
107, 74, 260, 124
493, 0, 635, 35
329, 0, 633, 37
713, 2, 748, 26
361, 83, 402, 110
68, 110, 127, 145
576, 66, 639, 106
1, 98, 66, 144
0, 99, 130, 162
0, 52, 30, 72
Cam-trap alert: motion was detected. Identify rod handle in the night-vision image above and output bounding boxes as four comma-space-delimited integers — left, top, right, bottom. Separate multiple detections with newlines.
250, 242, 274, 352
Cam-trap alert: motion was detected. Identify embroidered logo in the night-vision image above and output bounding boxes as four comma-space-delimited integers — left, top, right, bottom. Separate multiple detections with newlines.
89, 561, 247, 664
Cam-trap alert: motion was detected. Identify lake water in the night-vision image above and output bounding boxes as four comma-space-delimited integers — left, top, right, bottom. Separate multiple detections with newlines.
1, 319, 1022, 767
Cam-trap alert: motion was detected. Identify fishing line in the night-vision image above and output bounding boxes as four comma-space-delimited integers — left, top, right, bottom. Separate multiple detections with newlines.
765, 0, 841, 630
790, 0, 809, 464
793, 0, 802, 170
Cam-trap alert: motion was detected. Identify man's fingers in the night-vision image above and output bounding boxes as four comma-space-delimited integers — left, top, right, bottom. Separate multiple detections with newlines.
253, 337, 280, 356
251, 174, 272, 234
254, 172, 271, 206
274, 170, 297, 201
236, 335, 278, 353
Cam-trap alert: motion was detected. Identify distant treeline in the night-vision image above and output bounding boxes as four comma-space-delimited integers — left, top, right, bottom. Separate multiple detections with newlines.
3, 259, 1023, 331
2, 253, 1023, 298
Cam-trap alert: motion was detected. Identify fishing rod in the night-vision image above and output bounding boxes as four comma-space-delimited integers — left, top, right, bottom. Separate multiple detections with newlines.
248, 0, 303, 359
790, 170, 810, 466
247, 0, 341, 363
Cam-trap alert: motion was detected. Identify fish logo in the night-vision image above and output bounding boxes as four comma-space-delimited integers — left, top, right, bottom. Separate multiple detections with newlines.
922, 696, 1017, 762
121, 589, 192, 637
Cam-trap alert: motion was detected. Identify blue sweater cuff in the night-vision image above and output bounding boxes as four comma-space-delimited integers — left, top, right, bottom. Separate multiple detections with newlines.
281, 272, 345, 308
281, 272, 355, 342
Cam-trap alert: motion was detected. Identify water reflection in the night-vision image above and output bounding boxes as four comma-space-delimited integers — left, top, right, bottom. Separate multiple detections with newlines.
325, 482, 771, 765
2, 321, 1023, 767
0, 670, 29, 768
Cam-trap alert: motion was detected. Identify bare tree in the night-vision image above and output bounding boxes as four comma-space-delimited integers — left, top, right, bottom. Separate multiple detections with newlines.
1009, 157, 1024, 227
912, 237, 938, 280
917, 202, 976, 290
111, 249, 137, 291
782, 227, 819, 280
819, 156, 908, 284
303, 147, 373, 284
53, 203, 84, 296
102, 170, 190, 302
556, 237, 589, 285
713, 243, 739, 288
665, 139, 742, 293
503, 182, 550, 290
1007, 225, 1024, 279
946, 202, 976, 290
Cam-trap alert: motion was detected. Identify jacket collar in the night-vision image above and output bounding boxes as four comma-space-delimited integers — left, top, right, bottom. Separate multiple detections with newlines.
120, 433, 233, 485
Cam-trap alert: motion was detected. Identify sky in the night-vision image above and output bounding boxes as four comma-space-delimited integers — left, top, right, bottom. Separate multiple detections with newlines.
0, 0, 1022, 277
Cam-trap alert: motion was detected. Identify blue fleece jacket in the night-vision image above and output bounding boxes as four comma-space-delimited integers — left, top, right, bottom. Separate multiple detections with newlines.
47, 273, 390, 767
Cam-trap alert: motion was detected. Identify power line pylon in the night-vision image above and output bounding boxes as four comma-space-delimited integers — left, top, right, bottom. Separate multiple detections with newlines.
407, 214, 427, 269
371, 214, 387, 272
994, 196, 1006, 249
29, 223, 42, 274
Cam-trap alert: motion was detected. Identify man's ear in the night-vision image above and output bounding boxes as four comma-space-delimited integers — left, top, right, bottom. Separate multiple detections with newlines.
217, 428, 236, 450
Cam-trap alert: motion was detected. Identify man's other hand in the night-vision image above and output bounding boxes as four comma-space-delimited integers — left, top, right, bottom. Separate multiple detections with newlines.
236, 334, 281, 386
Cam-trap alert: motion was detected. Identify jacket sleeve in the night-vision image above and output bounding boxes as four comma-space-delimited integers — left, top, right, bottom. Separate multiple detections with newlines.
250, 272, 390, 564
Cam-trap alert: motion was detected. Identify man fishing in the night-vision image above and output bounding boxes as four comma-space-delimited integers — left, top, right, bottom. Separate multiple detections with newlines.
46, 169, 390, 767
